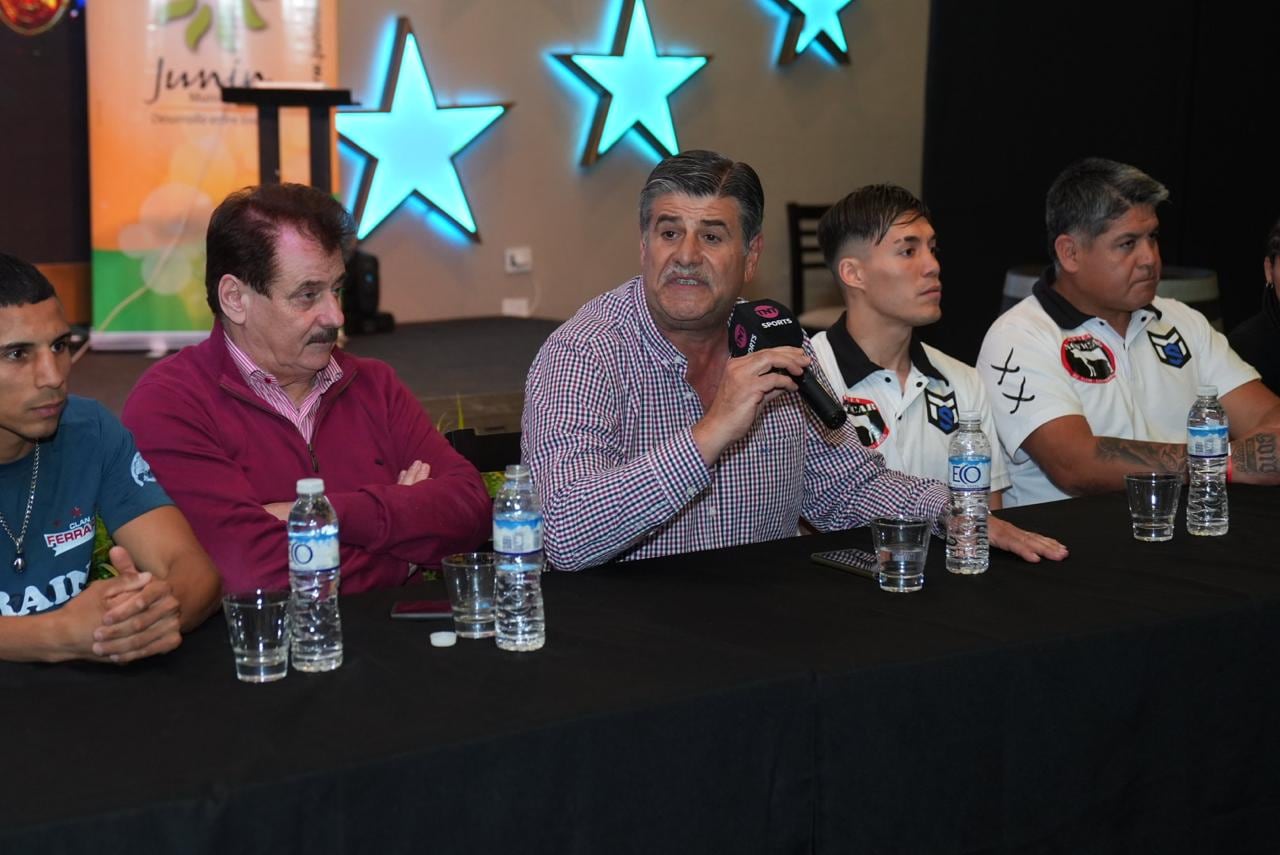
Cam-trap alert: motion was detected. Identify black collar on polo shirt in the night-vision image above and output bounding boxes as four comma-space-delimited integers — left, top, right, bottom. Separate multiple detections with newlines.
824, 312, 946, 388
1031, 265, 1162, 329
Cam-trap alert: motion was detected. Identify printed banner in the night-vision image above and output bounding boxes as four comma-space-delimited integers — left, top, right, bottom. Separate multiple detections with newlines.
87, 0, 337, 350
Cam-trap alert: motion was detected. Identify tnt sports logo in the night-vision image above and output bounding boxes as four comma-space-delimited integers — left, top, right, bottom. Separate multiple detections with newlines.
1060, 334, 1116, 383
1148, 326, 1192, 369
754, 304, 780, 319
733, 324, 749, 350
924, 389, 958, 434
842, 397, 887, 449
130, 453, 157, 487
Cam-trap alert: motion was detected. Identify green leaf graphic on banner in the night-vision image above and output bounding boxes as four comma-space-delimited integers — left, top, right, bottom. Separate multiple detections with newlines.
158, 1, 267, 53
161, 0, 197, 22
243, 0, 267, 31
185, 4, 212, 51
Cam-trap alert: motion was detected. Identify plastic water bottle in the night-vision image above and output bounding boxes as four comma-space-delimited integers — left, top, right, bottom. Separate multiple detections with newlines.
1186, 385, 1229, 536
288, 478, 343, 671
946, 412, 991, 574
493, 465, 545, 652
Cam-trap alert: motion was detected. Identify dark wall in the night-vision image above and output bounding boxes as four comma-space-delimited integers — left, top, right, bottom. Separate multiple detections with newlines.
921, 0, 1280, 364
0, 8, 89, 264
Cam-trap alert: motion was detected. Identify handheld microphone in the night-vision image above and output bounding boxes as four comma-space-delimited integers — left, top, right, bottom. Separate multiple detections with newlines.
728, 299, 847, 429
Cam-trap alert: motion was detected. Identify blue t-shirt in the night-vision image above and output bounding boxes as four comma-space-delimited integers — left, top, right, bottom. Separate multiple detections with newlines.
0, 397, 171, 616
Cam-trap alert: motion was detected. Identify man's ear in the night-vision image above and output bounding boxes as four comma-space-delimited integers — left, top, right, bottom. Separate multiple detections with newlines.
837, 255, 865, 293
218, 275, 249, 324
743, 232, 763, 284
1054, 234, 1081, 274
1264, 256, 1274, 287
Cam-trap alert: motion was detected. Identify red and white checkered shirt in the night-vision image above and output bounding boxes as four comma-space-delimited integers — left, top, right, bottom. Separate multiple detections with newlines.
522, 277, 951, 571
224, 332, 343, 443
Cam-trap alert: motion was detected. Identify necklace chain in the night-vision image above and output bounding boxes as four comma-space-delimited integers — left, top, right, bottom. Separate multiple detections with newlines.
0, 443, 40, 573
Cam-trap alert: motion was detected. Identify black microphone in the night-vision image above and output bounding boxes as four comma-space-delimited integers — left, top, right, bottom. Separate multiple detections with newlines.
728, 299, 847, 429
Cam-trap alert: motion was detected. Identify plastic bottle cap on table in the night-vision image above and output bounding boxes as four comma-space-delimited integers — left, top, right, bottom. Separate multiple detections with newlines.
430, 631, 457, 648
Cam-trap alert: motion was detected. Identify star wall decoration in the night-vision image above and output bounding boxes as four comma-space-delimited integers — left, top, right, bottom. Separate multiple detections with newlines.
770, 0, 855, 65
554, 0, 710, 166
337, 17, 509, 241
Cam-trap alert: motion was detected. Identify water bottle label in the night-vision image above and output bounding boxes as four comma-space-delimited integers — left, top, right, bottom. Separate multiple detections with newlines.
1187, 425, 1228, 457
494, 516, 543, 554
289, 533, 339, 571
948, 456, 991, 490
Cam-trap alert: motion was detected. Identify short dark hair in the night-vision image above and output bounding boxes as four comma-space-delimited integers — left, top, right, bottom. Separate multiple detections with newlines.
638, 149, 764, 248
817, 184, 930, 276
205, 183, 356, 316
1045, 158, 1169, 266
0, 252, 57, 308
1265, 216, 1280, 263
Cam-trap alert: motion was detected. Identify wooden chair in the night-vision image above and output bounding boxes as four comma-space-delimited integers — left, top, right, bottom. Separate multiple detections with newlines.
786, 202, 842, 332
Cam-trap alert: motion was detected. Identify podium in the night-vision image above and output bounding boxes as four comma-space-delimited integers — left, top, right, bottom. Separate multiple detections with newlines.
220, 87, 353, 188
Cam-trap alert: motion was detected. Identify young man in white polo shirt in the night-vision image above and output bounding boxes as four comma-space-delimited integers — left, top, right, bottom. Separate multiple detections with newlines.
811, 184, 1012, 507
978, 158, 1280, 506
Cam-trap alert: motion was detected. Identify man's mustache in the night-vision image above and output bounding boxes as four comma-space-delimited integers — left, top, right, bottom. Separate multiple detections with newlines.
308, 328, 340, 345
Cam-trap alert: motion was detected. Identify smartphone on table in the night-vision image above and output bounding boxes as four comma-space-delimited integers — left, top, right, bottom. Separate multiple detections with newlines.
810, 548, 879, 580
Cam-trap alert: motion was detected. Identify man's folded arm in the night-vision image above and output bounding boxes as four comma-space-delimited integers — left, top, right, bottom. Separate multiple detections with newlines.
123, 386, 293, 592
324, 380, 492, 564
1021, 415, 1186, 496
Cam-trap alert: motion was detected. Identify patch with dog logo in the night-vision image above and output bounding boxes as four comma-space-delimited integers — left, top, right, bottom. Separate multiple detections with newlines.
1060, 334, 1115, 383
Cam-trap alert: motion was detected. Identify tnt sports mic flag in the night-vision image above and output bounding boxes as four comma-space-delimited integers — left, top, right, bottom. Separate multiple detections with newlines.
87, 0, 337, 350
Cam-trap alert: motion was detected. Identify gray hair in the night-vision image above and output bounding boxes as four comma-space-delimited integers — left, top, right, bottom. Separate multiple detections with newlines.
638, 150, 764, 249
1046, 158, 1169, 265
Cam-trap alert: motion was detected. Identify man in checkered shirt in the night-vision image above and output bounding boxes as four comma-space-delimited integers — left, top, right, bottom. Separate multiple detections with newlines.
523, 150, 1067, 571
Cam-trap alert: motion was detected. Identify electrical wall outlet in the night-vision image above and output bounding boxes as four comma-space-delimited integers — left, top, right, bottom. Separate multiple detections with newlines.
501, 297, 531, 317
504, 246, 533, 274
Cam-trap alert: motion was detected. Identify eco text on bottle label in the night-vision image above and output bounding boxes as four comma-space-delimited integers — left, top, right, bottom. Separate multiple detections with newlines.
494, 517, 544, 554
948, 456, 992, 491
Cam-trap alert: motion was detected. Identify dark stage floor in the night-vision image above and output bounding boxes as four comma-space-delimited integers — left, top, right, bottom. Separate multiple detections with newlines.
69, 317, 561, 434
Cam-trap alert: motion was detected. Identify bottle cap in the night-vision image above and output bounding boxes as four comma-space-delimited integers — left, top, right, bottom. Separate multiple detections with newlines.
957, 410, 980, 423
296, 478, 325, 495
504, 464, 529, 479
430, 631, 457, 648
1196, 384, 1218, 397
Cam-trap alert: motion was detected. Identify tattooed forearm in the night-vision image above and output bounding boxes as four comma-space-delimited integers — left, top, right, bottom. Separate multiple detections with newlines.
1233, 432, 1280, 480
1095, 437, 1187, 474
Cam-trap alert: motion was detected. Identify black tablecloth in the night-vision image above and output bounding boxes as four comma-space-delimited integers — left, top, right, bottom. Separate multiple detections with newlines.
2, 486, 1278, 854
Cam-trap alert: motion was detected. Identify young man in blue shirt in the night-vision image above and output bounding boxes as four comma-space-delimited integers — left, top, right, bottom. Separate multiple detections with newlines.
0, 253, 220, 663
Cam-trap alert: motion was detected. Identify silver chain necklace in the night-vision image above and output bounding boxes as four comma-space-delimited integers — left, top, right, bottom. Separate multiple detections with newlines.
0, 443, 40, 573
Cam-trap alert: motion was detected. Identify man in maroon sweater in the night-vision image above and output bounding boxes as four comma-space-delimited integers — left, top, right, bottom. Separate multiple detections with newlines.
122, 184, 491, 594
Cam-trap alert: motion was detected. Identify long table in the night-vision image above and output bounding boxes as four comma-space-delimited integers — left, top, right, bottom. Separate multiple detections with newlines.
3, 486, 1278, 854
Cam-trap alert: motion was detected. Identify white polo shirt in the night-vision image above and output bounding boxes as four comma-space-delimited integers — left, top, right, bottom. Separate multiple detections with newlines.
977, 270, 1259, 506
812, 315, 1010, 491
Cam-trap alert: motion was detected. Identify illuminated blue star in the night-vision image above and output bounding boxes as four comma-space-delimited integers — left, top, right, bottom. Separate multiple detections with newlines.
337, 18, 508, 241
554, 0, 710, 166
769, 0, 855, 65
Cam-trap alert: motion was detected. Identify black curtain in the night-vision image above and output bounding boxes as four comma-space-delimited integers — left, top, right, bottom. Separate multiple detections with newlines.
0, 10, 88, 264
920, 0, 1280, 364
